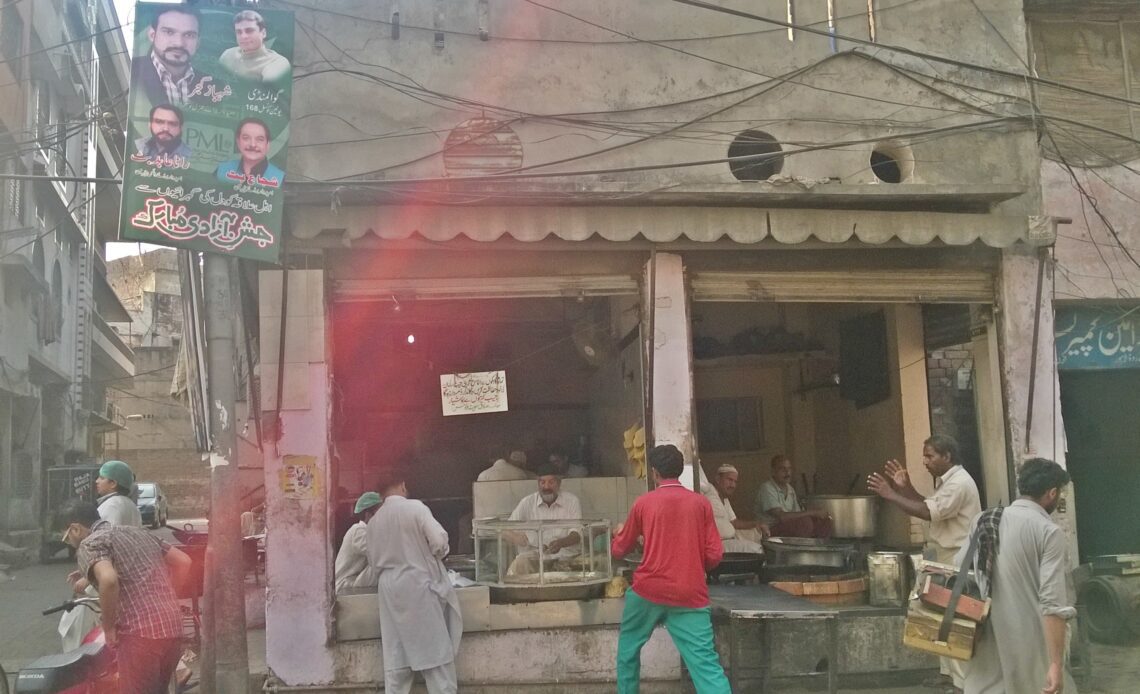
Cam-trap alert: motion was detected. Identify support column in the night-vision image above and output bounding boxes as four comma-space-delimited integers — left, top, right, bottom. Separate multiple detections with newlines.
645, 253, 702, 488
260, 269, 337, 685
997, 248, 1076, 553
203, 255, 248, 693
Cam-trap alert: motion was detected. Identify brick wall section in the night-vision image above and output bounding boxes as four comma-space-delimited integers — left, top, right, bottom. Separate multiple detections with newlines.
919, 344, 982, 545
117, 448, 210, 518
926, 346, 978, 458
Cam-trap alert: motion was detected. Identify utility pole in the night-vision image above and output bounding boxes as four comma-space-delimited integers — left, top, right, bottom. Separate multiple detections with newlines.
203, 253, 250, 693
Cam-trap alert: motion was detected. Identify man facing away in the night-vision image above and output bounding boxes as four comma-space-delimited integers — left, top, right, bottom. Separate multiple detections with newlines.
334, 491, 381, 593
958, 458, 1077, 694
476, 449, 531, 481
59, 499, 191, 694
366, 467, 462, 694
611, 444, 730, 694
755, 454, 832, 538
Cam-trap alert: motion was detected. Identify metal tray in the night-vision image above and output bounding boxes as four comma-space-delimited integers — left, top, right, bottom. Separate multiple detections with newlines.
489, 577, 610, 603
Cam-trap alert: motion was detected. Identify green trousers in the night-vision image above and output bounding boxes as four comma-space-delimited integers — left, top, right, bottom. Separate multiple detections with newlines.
616, 589, 731, 694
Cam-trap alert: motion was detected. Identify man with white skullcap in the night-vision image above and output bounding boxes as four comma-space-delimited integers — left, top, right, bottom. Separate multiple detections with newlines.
709, 464, 767, 554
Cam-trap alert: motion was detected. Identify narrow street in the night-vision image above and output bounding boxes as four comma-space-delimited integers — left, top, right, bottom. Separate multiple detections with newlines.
1, 520, 268, 691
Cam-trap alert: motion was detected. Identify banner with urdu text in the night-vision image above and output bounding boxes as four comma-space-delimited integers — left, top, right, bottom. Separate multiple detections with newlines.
120, 2, 293, 262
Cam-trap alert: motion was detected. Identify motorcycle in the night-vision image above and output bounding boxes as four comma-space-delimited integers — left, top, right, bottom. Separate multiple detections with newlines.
14, 597, 116, 694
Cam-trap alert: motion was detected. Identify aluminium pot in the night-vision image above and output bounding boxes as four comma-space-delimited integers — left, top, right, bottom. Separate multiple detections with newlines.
803, 495, 879, 538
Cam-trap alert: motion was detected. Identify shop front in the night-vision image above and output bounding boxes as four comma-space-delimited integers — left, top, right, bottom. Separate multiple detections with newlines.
258, 198, 1046, 689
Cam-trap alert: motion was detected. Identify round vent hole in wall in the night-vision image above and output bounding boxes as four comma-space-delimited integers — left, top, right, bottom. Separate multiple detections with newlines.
870, 144, 913, 183
728, 130, 784, 181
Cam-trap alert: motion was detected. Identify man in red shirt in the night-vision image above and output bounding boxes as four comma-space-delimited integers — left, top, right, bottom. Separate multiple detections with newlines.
611, 444, 729, 693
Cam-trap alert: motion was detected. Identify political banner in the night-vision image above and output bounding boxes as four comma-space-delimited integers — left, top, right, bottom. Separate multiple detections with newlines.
120, 3, 294, 262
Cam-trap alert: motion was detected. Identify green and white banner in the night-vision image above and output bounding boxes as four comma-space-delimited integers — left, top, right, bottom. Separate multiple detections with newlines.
120, 2, 294, 262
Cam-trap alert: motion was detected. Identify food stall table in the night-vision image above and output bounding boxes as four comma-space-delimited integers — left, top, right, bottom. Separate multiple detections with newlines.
708, 584, 839, 693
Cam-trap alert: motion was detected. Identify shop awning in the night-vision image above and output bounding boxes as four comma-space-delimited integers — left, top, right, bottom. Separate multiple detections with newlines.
290, 204, 1056, 248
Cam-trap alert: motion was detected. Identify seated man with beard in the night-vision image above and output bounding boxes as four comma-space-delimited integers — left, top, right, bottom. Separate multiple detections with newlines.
503, 466, 583, 576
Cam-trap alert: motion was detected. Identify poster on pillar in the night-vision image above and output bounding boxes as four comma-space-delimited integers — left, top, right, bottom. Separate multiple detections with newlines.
118, 2, 294, 263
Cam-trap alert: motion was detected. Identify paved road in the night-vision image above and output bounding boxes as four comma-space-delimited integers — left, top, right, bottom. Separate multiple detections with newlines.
0, 519, 210, 688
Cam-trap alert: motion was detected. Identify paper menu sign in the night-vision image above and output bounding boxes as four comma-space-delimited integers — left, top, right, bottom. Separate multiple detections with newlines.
440, 371, 508, 416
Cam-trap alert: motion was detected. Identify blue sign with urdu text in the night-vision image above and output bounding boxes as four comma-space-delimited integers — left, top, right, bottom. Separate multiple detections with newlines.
1055, 307, 1140, 370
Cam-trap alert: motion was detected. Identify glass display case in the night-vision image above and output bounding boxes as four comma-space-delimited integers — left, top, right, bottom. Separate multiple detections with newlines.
473, 518, 613, 602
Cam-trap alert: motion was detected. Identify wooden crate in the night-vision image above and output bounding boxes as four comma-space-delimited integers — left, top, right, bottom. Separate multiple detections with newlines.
919, 576, 991, 623
902, 601, 980, 661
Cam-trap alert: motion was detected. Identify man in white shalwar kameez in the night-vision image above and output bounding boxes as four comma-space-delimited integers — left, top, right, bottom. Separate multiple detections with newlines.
367, 470, 462, 693
706, 465, 768, 553
334, 492, 381, 593
957, 458, 1077, 694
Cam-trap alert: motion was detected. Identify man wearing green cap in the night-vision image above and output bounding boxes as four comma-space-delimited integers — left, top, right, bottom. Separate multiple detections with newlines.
64, 460, 144, 645
334, 491, 382, 593
96, 460, 143, 528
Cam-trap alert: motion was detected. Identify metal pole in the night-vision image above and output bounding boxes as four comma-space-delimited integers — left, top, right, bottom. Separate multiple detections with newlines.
203, 253, 250, 693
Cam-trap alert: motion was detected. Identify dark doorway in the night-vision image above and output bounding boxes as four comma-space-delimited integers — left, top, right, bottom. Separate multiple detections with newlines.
1058, 369, 1140, 562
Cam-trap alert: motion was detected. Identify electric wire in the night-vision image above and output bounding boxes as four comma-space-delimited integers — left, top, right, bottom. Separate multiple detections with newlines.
668, 0, 1140, 110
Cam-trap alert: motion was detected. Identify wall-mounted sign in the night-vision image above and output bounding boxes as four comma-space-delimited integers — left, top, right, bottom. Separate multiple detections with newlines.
120, 2, 294, 262
440, 371, 508, 416
1056, 307, 1139, 370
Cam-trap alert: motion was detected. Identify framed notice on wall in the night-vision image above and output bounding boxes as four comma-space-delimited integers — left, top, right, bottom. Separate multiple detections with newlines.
119, 2, 294, 262
440, 371, 508, 416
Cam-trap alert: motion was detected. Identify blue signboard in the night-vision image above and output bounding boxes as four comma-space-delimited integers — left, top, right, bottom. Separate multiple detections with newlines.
1055, 307, 1140, 370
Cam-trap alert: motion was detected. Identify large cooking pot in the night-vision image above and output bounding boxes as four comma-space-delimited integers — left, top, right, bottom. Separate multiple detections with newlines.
804, 495, 879, 538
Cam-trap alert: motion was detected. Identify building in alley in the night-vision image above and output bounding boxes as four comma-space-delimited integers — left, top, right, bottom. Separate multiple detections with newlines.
106, 248, 210, 519
0, 0, 133, 550
239, 0, 1085, 688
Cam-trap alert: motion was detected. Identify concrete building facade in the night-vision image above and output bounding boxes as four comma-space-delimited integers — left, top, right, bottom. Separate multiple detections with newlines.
248, 0, 1074, 687
1025, 0, 1140, 562
105, 249, 210, 518
0, 0, 134, 548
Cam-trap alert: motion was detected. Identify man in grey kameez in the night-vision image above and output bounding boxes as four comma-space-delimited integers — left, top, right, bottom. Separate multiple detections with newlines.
958, 458, 1077, 694
367, 469, 462, 693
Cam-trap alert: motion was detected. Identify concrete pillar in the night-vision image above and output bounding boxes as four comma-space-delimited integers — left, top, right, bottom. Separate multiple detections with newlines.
887, 305, 933, 548
997, 248, 1067, 465
645, 253, 703, 488
996, 248, 1076, 555
971, 321, 1011, 507
260, 269, 337, 685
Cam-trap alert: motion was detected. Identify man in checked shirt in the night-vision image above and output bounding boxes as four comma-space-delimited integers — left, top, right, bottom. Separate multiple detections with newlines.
131, 6, 223, 108
59, 499, 192, 694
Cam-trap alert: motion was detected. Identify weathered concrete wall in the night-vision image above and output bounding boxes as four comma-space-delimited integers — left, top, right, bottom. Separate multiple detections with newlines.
261, 269, 337, 685
285, 0, 1040, 212
997, 247, 1077, 557
331, 626, 681, 687
1043, 161, 1140, 300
